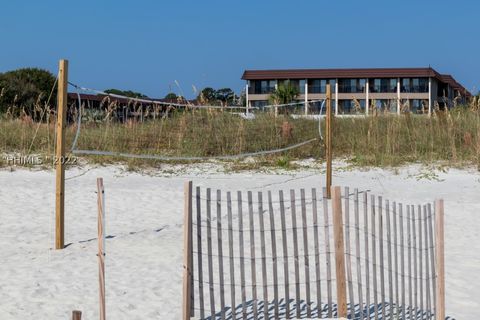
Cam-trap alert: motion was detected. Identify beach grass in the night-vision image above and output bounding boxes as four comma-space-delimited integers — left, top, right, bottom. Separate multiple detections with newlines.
1, 105, 480, 169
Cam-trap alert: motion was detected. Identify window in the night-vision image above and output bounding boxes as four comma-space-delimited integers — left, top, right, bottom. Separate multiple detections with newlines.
250, 80, 276, 94
369, 79, 397, 92
410, 78, 428, 93
401, 78, 411, 92
308, 79, 333, 93
339, 79, 365, 93
299, 80, 306, 94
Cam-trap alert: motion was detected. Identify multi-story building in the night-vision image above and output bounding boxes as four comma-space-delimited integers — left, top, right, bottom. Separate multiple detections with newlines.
242, 67, 470, 115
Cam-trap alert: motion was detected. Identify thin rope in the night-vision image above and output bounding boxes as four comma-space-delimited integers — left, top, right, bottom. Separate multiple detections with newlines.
71, 138, 317, 161
70, 91, 82, 151
27, 76, 58, 154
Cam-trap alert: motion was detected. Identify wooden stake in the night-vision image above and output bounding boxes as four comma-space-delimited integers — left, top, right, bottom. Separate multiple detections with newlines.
325, 84, 333, 199
72, 310, 82, 320
97, 178, 106, 320
331, 186, 347, 317
55, 59, 68, 250
183, 181, 193, 320
435, 199, 445, 320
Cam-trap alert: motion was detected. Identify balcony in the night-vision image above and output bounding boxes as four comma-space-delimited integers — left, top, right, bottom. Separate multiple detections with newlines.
248, 86, 276, 94
338, 85, 366, 93
400, 86, 428, 93
308, 85, 325, 94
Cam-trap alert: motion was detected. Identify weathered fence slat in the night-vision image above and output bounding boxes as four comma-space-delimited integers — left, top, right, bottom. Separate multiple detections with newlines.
290, 189, 301, 319
268, 191, 279, 318
379, 196, 385, 320
279, 190, 290, 318
364, 191, 370, 320
196, 187, 205, 319
226, 192, 236, 320
435, 200, 445, 320
237, 191, 247, 319
419, 204, 424, 318
407, 205, 413, 318
322, 187, 333, 318
354, 189, 364, 319
413, 205, 418, 319
206, 188, 216, 318
216, 190, 226, 320
344, 187, 355, 319
399, 203, 405, 319
424, 205, 431, 319
311, 188, 322, 319
371, 195, 378, 320
301, 188, 312, 317
393, 201, 399, 317
247, 191, 258, 319
258, 191, 269, 317
428, 203, 437, 317
386, 200, 393, 320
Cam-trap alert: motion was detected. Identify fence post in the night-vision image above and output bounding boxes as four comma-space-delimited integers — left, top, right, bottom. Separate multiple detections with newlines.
72, 310, 82, 320
332, 186, 347, 317
325, 84, 333, 199
55, 59, 68, 249
97, 178, 106, 320
435, 199, 445, 320
183, 181, 193, 320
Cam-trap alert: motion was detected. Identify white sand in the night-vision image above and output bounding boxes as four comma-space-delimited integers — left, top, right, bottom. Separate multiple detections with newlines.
0, 163, 478, 319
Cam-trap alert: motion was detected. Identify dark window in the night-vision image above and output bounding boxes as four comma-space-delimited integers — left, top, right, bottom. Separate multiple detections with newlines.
338, 78, 366, 93
369, 78, 397, 93
308, 79, 334, 93
250, 80, 276, 94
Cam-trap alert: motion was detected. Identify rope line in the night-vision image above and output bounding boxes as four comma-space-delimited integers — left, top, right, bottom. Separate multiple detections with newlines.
72, 138, 317, 161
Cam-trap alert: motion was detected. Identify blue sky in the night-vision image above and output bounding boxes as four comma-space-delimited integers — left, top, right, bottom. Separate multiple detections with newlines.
0, 0, 478, 98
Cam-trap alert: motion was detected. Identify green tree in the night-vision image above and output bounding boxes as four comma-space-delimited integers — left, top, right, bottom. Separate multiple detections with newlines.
215, 88, 236, 105
0, 68, 56, 115
197, 87, 216, 104
164, 92, 177, 100
104, 88, 147, 98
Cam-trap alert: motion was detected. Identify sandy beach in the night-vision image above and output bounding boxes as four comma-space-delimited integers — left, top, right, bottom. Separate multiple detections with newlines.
0, 163, 478, 319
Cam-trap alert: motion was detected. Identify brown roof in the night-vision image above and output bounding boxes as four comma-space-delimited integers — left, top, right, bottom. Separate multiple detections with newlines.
242, 67, 470, 95
67, 93, 195, 104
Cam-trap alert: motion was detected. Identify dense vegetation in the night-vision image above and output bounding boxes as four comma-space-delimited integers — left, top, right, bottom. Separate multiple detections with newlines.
1, 105, 480, 169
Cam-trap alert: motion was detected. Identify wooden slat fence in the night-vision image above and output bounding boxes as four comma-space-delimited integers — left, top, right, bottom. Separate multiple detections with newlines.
183, 183, 446, 320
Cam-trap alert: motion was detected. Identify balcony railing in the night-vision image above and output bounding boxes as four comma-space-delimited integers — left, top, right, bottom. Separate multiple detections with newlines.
369, 86, 397, 93
308, 85, 325, 94
248, 87, 276, 94
338, 85, 366, 93
400, 86, 428, 93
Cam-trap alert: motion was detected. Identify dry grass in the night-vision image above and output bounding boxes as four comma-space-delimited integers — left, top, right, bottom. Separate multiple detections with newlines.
1, 104, 480, 169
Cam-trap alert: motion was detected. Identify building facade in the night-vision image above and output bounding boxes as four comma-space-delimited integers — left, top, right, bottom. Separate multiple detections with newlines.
242, 68, 470, 115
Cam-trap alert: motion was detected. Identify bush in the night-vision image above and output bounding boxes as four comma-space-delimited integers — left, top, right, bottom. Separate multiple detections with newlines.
0, 68, 56, 116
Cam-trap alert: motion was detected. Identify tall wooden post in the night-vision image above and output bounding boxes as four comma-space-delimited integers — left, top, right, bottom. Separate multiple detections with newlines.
72, 310, 82, 320
325, 84, 333, 199
183, 181, 193, 320
332, 186, 347, 317
435, 199, 445, 320
55, 59, 68, 249
97, 178, 106, 320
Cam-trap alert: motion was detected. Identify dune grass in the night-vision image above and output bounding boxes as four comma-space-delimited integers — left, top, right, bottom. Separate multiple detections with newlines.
1, 106, 480, 169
